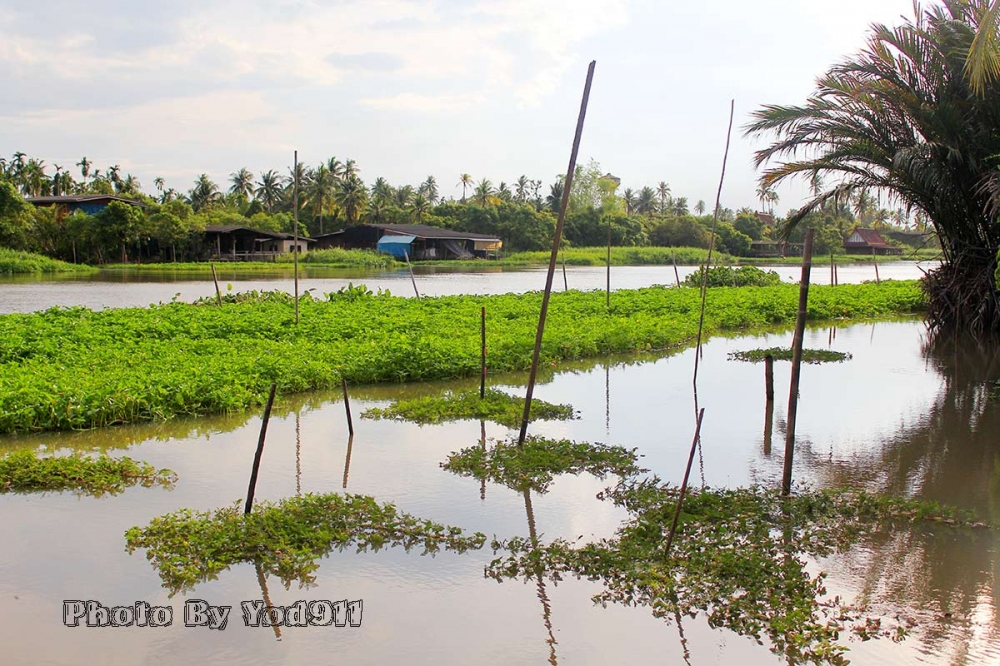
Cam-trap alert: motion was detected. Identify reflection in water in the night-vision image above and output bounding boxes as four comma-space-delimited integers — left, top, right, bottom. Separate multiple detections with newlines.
295, 411, 301, 496
480, 421, 487, 501
254, 561, 283, 641
342, 435, 354, 489
523, 489, 558, 665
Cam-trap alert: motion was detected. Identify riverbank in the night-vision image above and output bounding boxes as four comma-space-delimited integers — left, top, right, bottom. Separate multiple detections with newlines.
0, 249, 97, 275
0, 282, 924, 434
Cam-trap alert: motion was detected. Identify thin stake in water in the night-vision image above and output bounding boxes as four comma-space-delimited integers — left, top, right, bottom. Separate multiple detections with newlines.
342, 434, 354, 489
782, 228, 815, 496
404, 249, 420, 298
664, 408, 706, 556
480, 306, 487, 399
517, 60, 596, 447
342, 378, 354, 437
293, 150, 300, 326
211, 263, 222, 306
244, 382, 277, 515
606, 216, 612, 308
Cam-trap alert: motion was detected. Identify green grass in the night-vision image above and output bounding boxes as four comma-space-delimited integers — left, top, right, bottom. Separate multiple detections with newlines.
0, 248, 96, 274
683, 265, 784, 287
125, 493, 486, 595
480, 246, 722, 266
0, 449, 176, 495
0, 281, 925, 434
102, 249, 393, 272
361, 388, 576, 429
728, 347, 852, 364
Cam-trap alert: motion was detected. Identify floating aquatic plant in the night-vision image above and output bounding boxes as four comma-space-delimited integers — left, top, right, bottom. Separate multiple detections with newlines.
728, 347, 852, 364
0, 449, 176, 496
442, 436, 644, 493
125, 493, 486, 596
362, 388, 576, 429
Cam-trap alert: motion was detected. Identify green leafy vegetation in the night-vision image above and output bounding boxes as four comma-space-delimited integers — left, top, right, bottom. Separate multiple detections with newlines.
362, 388, 576, 428
442, 437, 644, 493
495, 246, 720, 266
278, 247, 394, 267
728, 347, 853, 364
683, 265, 783, 288
0, 449, 176, 495
0, 248, 95, 274
0, 282, 924, 434
489, 480, 987, 665
125, 493, 486, 595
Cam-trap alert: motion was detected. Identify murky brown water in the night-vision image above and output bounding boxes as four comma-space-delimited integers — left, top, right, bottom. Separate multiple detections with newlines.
0, 261, 936, 313
1, 318, 997, 665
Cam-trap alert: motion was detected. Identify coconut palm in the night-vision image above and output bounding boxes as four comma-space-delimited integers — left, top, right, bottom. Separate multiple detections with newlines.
395, 185, 415, 208
76, 156, 91, 182
672, 197, 689, 217
342, 159, 359, 180
515, 175, 530, 203
255, 170, 284, 212
746, 0, 1000, 334
154, 177, 165, 194
636, 187, 657, 216
419, 175, 439, 204
370, 177, 393, 206
189, 174, 221, 211
458, 173, 472, 202
622, 188, 636, 215
308, 164, 337, 234
656, 181, 671, 212
497, 181, 512, 202
411, 194, 431, 222
547, 182, 564, 213
695, 200, 707, 215
229, 168, 254, 199
474, 178, 494, 206
335, 176, 367, 225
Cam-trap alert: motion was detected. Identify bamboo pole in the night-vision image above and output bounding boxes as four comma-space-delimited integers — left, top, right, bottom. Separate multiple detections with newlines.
781, 228, 815, 496
342, 378, 354, 436
210, 263, 223, 306
606, 217, 612, 308
672, 251, 681, 287
244, 382, 277, 514
517, 60, 596, 447
692, 100, 736, 386
404, 249, 420, 298
664, 408, 706, 556
293, 150, 300, 326
480, 306, 487, 399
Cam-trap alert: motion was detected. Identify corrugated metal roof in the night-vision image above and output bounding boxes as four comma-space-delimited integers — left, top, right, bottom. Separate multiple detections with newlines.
377, 235, 416, 245
26, 195, 147, 207
372, 223, 500, 241
844, 227, 891, 247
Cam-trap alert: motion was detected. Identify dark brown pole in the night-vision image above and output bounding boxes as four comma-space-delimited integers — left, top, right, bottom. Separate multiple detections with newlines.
830, 252, 834, 286
764, 353, 774, 456
672, 251, 681, 288
293, 150, 300, 325
781, 227, 815, 496
211, 263, 222, 306
342, 378, 354, 436
606, 217, 612, 308
763, 399, 774, 456
404, 249, 420, 298
480, 420, 487, 501
764, 353, 774, 402
693, 100, 736, 386
341, 434, 354, 489
254, 562, 282, 640
835, 262, 839, 286
873, 247, 880, 284
244, 382, 277, 514
664, 407, 706, 557
517, 60, 596, 447
561, 245, 568, 292
480, 306, 487, 399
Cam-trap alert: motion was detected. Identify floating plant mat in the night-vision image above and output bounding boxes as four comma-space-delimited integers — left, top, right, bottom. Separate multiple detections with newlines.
0, 449, 176, 496
728, 347, 852, 364
442, 437, 644, 493
125, 493, 487, 596
362, 388, 576, 429
488, 481, 989, 665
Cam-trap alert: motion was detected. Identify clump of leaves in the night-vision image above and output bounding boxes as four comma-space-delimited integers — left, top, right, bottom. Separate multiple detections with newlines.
0, 449, 176, 496
362, 388, 577, 429
728, 347, 853, 364
125, 492, 486, 596
684, 265, 783, 288
442, 436, 645, 493
488, 481, 986, 665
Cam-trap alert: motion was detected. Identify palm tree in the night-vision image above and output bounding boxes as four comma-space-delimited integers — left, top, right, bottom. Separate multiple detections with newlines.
474, 178, 494, 206
656, 181, 671, 212
154, 177, 165, 195
695, 200, 707, 215
189, 174, 220, 211
229, 168, 254, 199
411, 194, 431, 222
672, 197, 689, 216
308, 164, 337, 234
121, 174, 140, 196
746, 0, 1000, 334
107, 165, 121, 189
370, 177, 393, 206
547, 182, 565, 213
622, 188, 636, 215
755, 185, 778, 214
497, 181, 512, 202
458, 173, 472, 202
419, 176, 439, 204
342, 159, 359, 179
326, 157, 344, 179
335, 175, 367, 224
76, 156, 91, 183
515, 175, 530, 203
636, 187, 657, 215
255, 170, 284, 212
395, 184, 415, 208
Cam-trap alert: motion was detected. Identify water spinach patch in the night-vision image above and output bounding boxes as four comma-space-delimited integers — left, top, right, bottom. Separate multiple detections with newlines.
0, 449, 176, 495
728, 347, 853, 364
362, 388, 576, 428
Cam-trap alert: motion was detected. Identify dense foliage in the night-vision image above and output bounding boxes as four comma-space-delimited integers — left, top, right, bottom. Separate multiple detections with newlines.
361, 388, 576, 429
0, 248, 95, 274
683, 265, 783, 288
0, 449, 176, 495
0, 282, 924, 434
125, 493, 486, 595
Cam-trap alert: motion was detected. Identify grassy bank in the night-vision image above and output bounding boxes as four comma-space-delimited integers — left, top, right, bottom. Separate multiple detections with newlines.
100, 248, 394, 272
0, 281, 924, 434
0, 248, 96, 275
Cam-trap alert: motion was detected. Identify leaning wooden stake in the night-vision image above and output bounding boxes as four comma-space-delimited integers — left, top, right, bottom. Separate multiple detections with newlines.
561, 245, 569, 292
341, 434, 354, 489
781, 228, 815, 496
672, 251, 681, 288
692, 100, 736, 386
606, 217, 612, 308
244, 382, 277, 514
342, 378, 355, 436
293, 150, 300, 326
211, 263, 223, 306
763, 354, 775, 455
517, 60, 596, 447
404, 249, 420, 298
664, 408, 706, 556
480, 306, 487, 399
873, 248, 881, 284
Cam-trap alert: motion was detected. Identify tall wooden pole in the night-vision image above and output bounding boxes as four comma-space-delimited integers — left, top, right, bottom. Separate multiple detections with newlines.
517, 61, 596, 447
781, 228, 815, 496
664, 408, 706, 557
244, 383, 278, 514
293, 150, 300, 325
606, 217, 612, 308
211, 263, 222, 306
342, 378, 354, 436
404, 249, 420, 298
480, 306, 487, 399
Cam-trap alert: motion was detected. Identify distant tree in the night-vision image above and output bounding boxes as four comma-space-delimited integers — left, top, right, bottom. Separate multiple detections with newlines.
189, 174, 221, 211
656, 181, 671, 212
419, 176, 439, 204
546, 181, 564, 213
255, 170, 284, 212
229, 168, 254, 200
636, 187, 657, 215
335, 176, 367, 224
458, 173, 472, 202
695, 200, 706, 215
474, 179, 494, 206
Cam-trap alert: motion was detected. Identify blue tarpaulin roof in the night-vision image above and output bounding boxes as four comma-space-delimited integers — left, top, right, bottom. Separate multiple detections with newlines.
376, 234, 416, 259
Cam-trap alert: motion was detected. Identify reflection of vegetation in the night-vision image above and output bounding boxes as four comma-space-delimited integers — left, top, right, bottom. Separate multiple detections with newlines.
728, 348, 852, 364
125, 493, 486, 596
362, 388, 576, 429
443, 437, 644, 493
0, 449, 176, 495
489, 480, 984, 665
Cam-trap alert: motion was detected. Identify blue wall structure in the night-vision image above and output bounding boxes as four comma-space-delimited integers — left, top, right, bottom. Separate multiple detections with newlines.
376, 235, 416, 259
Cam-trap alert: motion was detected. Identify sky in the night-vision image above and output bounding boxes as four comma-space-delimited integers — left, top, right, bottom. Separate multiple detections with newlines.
0, 0, 922, 214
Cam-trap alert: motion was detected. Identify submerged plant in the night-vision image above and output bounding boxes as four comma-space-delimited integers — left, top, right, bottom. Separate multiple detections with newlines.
362, 388, 576, 429
125, 492, 486, 595
442, 436, 644, 493
0, 449, 176, 496
728, 347, 852, 364
488, 480, 987, 665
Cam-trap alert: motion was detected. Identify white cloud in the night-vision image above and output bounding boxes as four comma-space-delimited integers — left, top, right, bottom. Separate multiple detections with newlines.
360, 91, 488, 112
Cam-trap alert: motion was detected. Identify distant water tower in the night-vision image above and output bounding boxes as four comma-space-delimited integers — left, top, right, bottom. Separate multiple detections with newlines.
601, 172, 621, 189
